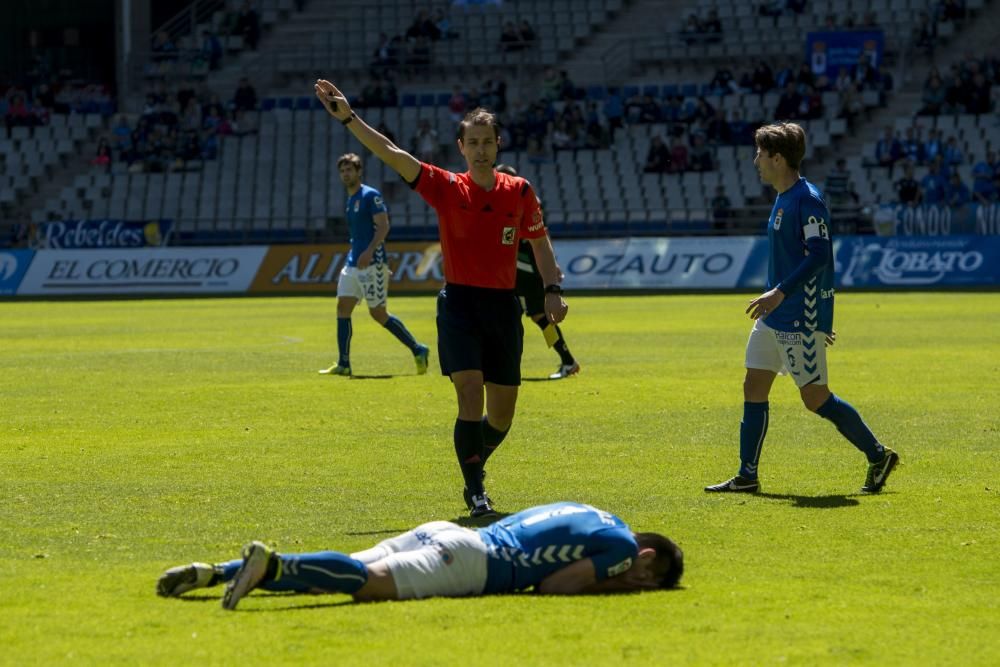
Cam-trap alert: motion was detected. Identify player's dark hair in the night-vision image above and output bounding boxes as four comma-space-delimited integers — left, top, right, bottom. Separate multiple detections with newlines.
458, 107, 500, 142
753, 122, 806, 170
495, 163, 517, 176
337, 152, 362, 170
635, 532, 684, 589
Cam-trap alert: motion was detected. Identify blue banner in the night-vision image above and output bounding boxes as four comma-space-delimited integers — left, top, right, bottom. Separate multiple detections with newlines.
30, 220, 173, 249
874, 203, 1000, 236
835, 235, 1000, 287
806, 31, 884, 80
0, 249, 35, 295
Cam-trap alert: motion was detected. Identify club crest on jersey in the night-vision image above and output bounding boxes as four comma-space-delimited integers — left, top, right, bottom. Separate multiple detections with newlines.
607, 558, 633, 577
353, 200, 360, 212
373, 196, 383, 207
774, 208, 784, 230
501, 226, 516, 245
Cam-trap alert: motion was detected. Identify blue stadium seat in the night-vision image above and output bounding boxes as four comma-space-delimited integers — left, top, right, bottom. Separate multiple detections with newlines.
642, 84, 659, 98
623, 85, 640, 98
400, 93, 417, 107
276, 97, 294, 109
680, 84, 698, 97
260, 98, 276, 111
295, 96, 312, 110
436, 92, 451, 106
586, 85, 607, 101
418, 93, 435, 107
662, 84, 680, 98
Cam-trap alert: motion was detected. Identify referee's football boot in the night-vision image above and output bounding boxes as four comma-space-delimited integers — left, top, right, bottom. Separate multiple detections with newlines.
861, 448, 899, 493
469, 493, 497, 518
319, 364, 351, 376
704, 475, 760, 493
414, 344, 430, 375
156, 562, 218, 597
463, 470, 489, 510
222, 541, 275, 610
549, 361, 580, 380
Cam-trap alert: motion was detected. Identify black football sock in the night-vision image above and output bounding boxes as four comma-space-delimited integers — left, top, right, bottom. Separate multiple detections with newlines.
454, 418, 485, 495
553, 326, 575, 365
481, 416, 511, 465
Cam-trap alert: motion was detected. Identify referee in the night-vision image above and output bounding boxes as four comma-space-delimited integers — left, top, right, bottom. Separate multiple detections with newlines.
316, 79, 568, 518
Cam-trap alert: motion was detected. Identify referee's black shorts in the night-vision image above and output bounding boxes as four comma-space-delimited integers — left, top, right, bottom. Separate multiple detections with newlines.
515, 269, 545, 318
436, 283, 524, 386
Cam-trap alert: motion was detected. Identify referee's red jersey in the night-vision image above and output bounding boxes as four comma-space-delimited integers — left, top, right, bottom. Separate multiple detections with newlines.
411, 162, 546, 289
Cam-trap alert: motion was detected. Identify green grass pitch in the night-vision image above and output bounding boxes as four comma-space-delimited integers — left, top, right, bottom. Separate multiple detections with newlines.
1, 292, 998, 665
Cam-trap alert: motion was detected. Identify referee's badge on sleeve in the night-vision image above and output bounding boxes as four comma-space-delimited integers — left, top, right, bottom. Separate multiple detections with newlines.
501, 227, 516, 245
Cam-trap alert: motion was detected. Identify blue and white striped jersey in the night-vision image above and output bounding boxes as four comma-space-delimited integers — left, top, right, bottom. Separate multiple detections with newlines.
477, 502, 638, 594
345, 184, 388, 267
764, 177, 835, 333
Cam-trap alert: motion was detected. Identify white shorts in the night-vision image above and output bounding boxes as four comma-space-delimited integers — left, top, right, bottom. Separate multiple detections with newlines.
745, 319, 829, 388
361, 521, 488, 600
337, 264, 389, 308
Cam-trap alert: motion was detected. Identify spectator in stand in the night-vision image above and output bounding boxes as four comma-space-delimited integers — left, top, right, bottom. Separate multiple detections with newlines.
920, 74, 947, 116
519, 20, 537, 48
943, 135, 965, 168
923, 128, 943, 164
448, 85, 468, 122
91, 138, 112, 170
702, 9, 722, 43
711, 185, 732, 231
751, 60, 775, 94
900, 127, 924, 164
859, 11, 880, 28
838, 83, 863, 126
706, 108, 732, 145
604, 87, 624, 139
405, 9, 440, 42
689, 134, 714, 172
965, 72, 992, 114
709, 68, 736, 96
201, 30, 224, 70
774, 81, 801, 120
921, 160, 949, 205
939, 73, 963, 114
232, 77, 258, 112
481, 71, 508, 113
680, 14, 703, 45
371, 33, 399, 72
433, 8, 459, 40
234, 1, 260, 50
937, 0, 967, 23
4, 93, 35, 134
824, 158, 851, 207
758, 1, 783, 18
643, 135, 671, 173
500, 21, 523, 52
540, 67, 561, 102
728, 110, 752, 145
413, 118, 441, 162
854, 55, 879, 91
152, 30, 179, 62
668, 137, 689, 173
972, 155, 998, 204
913, 12, 937, 57
895, 162, 921, 206
946, 172, 972, 207
785, 0, 807, 13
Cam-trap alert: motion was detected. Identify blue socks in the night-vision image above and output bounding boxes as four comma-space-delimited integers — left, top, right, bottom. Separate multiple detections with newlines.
336, 317, 352, 367
383, 315, 420, 353
218, 552, 369, 594
816, 394, 885, 463
739, 401, 769, 480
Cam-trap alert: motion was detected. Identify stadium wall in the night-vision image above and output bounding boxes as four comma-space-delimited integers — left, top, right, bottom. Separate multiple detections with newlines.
3, 236, 999, 297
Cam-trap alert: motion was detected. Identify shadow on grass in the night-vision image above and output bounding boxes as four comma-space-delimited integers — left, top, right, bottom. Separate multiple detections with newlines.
343, 528, 410, 536
522, 376, 557, 383
452, 512, 512, 527
757, 492, 861, 508
349, 374, 396, 380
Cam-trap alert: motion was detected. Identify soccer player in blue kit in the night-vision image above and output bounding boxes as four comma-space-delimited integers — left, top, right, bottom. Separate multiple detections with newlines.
156, 502, 684, 609
706, 122, 899, 495
319, 153, 430, 377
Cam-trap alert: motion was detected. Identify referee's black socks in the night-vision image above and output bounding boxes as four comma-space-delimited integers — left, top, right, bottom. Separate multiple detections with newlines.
481, 416, 510, 465
454, 419, 485, 495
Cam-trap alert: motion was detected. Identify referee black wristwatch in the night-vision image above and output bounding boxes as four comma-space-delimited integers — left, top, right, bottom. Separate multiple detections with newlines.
544, 284, 564, 295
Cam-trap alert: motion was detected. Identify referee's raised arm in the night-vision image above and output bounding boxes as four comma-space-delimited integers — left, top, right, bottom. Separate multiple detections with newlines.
315, 79, 420, 183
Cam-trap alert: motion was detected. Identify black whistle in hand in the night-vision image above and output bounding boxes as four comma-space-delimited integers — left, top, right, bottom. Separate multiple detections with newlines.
328, 95, 338, 112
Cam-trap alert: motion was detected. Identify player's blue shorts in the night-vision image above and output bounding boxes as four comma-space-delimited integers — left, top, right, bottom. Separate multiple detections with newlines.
436, 283, 524, 386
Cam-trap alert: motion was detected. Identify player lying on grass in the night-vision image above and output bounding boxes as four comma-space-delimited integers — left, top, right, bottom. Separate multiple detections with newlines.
157, 502, 683, 610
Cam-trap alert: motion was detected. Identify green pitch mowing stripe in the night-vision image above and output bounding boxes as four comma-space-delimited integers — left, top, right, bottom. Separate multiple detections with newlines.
1, 293, 998, 665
